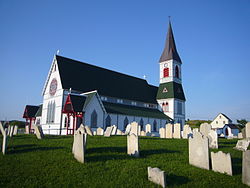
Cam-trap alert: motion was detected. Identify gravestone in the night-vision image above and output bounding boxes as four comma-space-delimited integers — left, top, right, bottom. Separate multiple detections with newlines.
211, 151, 232, 176
165, 123, 173, 138
189, 131, 209, 170
146, 124, 151, 133
116, 129, 122, 135
9, 126, 15, 137
193, 128, 199, 133
242, 150, 250, 186
34, 125, 44, 139
246, 122, 250, 138
93, 131, 97, 135
0, 122, 8, 155
234, 139, 250, 151
200, 123, 211, 137
104, 126, 113, 137
183, 124, 192, 139
173, 123, 181, 139
72, 128, 86, 163
111, 125, 117, 135
208, 130, 218, 149
97, 127, 104, 135
125, 124, 131, 135
7, 126, 11, 136
13, 125, 18, 135
72, 125, 87, 153
242, 128, 246, 139
159, 128, 165, 138
130, 122, 139, 136
238, 132, 243, 139
85, 126, 93, 136
127, 133, 139, 157
140, 130, 146, 136
138, 125, 141, 136
148, 167, 166, 188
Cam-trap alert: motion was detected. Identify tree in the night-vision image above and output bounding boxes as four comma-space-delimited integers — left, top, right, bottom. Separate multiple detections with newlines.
236, 119, 247, 128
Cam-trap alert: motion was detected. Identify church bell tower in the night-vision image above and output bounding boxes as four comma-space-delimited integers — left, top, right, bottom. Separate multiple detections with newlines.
156, 21, 186, 127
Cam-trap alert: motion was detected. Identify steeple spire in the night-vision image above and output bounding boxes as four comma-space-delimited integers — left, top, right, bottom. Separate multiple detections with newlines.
159, 21, 182, 63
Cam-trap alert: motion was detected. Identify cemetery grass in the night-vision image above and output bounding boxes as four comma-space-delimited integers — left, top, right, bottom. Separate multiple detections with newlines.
0, 135, 248, 188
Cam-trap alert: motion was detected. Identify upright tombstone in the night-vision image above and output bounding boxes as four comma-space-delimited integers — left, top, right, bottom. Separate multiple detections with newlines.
246, 122, 250, 138
193, 128, 199, 133
72, 127, 86, 163
242, 150, 250, 186
140, 130, 146, 136
242, 128, 246, 139
238, 132, 243, 139
234, 139, 250, 151
111, 125, 117, 135
116, 129, 122, 135
189, 131, 209, 170
146, 124, 151, 133
211, 151, 232, 176
165, 124, 173, 138
9, 126, 15, 137
200, 123, 212, 137
7, 126, 11, 136
97, 127, 104, 135
183, 125, 192, 139
104, 126, 113, 137
13, 125, 18, 135
0, 122, 8, 155
72, 125, 87, 153
173, 123, 181, 139
159, 128, 166, 138
127, 133, 139, 157
85, 125, 93, 136
208, 130, 218, 149
33, 125, 44, 139
125, 124, 131, 135
93, 131, 97, 135
130, 122, 139, 136
138, 125, 141, 136
148, 167, 166, 188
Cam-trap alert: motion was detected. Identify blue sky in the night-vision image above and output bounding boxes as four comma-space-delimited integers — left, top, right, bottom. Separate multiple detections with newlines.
0, 0, 250, 122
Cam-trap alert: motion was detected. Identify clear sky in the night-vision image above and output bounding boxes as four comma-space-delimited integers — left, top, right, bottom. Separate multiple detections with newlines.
0, 0, 250, 122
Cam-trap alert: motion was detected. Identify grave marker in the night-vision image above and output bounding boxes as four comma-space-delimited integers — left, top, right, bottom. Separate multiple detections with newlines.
165, 124, 173, 138
127, 133, 139, 157
173, 123, 181, 139
211, 151, 232, 176
208, 130, 218, 149
148, 167, 166, 188
242, 150, 250, 186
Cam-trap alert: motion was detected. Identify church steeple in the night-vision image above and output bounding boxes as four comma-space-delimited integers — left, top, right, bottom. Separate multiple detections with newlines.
159, 21, 182, 63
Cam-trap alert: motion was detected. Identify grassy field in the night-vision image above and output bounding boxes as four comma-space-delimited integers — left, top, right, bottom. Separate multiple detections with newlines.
0, 134, 248, 188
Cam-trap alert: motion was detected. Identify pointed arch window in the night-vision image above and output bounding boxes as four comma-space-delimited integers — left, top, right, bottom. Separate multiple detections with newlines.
105, 115, 111, 127
46, 101, 56, 123
163, 68, 169, 77
175, 65, 179, 78
139, 118, 144, 130
91, 110, 97, 128
124, 117, 129, 130
153, 120, 157, 132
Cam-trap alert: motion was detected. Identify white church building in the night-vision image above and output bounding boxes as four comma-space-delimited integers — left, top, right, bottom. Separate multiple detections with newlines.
23, 22, 186, 135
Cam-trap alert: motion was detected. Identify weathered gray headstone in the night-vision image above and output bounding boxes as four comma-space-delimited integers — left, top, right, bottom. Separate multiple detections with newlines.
246, 122, 250, 139
173, 123, 181, 139
208, 130, 218, 149
148, 167, 166, 188
34, 125, 44, 139
93, 131, 97, 135
238, 132, 243, 139
127, 133, 139, 157
116, 129, 122, 135
0, 122, 8, 155
193, 128, 199, 133
189, 131, 209, 170
111, 125, 117, 135
211, 151, 232, 176
7, 126, 11, 136
72, 125, 87, 153
125, 124, 131, 135
146, 124, 151, 133
165, 123, 173, 138
97, 127, 104, 135
242, 150, 250, 186
9, 126, 15, 137
234, 139, 250, 151
104, 126, 113, 137
242, 128, 246, 139
159, 127, 165, 138
130, 122, 139, 136
140, 130, 146, 136
72, 128, 86, 163
183, 124, 191, 139
13, 125, 18, 135
138, 125, 141, 136
200, 123, 211, 137
85, 125, 93, 136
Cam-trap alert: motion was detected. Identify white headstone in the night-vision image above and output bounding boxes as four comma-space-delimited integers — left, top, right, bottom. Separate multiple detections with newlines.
173, 123, 181, 139
234, 139, 250, 151
183, 125, 192, 139
159, 128, 166, 138
140, 130, 146, 136
127, 133, 139, 157
238, 132, 243, 139
146, 124, 151, 133
138, 125, 141, 136
7, 126, 11, 136
148, 167, 166, 188
130, 122, 139, 136
200, 123, 211, 137
125, 124, 131, 135
116, 129, 122, 135
104, 126, 113, 137
93, 131, 97, 135
208, 130, 218, 149
97, 127, 104, 135
246, 122, 250, 138
242, 150, 250, 186
193, 128, 199, 133
0, 122, 8, 155
9, 126, 15, 137
34, 125, 44, 139
211, 151, 232, 176
72, 128, 86, 163
111, 125, 117, 135
165, 124, 173, 138
85, 125, 93, 136
189, 131, 209, 170
13, 125, 18, 135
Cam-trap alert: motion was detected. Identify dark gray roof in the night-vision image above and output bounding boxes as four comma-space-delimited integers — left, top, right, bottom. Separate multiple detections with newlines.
56, 55, 158, 104
35, 104, 43, 117
23, 105, 39, 118
159, 22, 182, 63
224, 124, 238, 129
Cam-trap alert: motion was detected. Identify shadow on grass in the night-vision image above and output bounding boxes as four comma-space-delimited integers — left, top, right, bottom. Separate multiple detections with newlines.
167, 174, 190, 186
86, 154, 132, 162
45, 135, 71, 139
231, 157, 242, 175
87, 147, 127, 154
8, 145, 65, 154
140, 149, 180, 157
